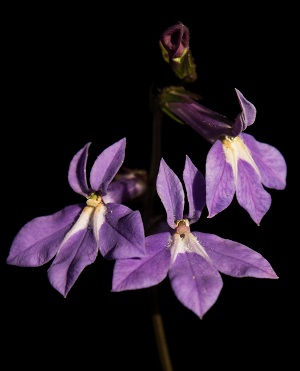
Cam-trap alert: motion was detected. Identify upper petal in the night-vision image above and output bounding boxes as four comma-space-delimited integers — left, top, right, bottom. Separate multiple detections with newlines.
157, 158, 184, 229
68, 142, 91, 197
233, 89, 257, 133
169, 252, 223, 319
6, 204, 83, 267
236, 159, 272, 225
48, 220, 98, 297
112, 232, 171, 291
90, 138, 126, 194
206, 141, 235, 218
183, 155, 205, 223
241, 133, 287, 190
193, 231, 278, 279
97, 203, 146, 260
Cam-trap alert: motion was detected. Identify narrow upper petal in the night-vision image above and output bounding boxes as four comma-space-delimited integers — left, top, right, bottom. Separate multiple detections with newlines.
112, 232, 171, 291
234, 89, 257, 132
90, 138, 126, 194
193, 231, 278, 279
241, 133, 287, 190
6, 204, 83, 267
236, 159, 272, 225
156, 158, 184, 229
48, 226, 98, 297
206, 141, 235, 218
68, 143, 91, 197
183, 155, 205, 223
97, 203, 146, 260
169, 252, 223, 319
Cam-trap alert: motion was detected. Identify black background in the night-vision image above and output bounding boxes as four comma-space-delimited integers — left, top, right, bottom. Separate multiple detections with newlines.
2, 5, 296, 370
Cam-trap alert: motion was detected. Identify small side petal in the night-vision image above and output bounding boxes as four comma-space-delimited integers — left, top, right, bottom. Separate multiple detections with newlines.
236, 159, 272, 225
183, 155, 205, 223
169, 252, 223, 319
98, 203, 146, 260
206, 141, 235, 218
242, 133, 287, 190
193, 231, 278, 279
48, 228, 98, 297
157, 158, 184, 229
68, 143, 91, 197
90, 138, 126, 194
6, 204, 83, 267
112, 233, 171, 291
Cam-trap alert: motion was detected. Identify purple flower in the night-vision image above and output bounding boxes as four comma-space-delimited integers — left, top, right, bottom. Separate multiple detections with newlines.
7, 138, 146, 297
159, 22, 197, 82
159, 87, 287, 225
112, 156, 278, 319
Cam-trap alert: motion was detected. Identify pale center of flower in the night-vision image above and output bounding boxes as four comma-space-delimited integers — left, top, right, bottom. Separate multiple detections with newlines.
222, 135, 260, 185
170, 219, 210, 264
86, 193, 106, 244
57, 206, 95, 255
86, 193, 102, 207
175, 219, 190, 239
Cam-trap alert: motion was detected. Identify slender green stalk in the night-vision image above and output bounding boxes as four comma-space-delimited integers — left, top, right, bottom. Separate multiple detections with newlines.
143, 94, 174, 371
148, 286, 174, 371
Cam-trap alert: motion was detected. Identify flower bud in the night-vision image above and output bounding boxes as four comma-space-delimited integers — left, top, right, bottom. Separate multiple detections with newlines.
103, 167, 148, 204
159, 22, 197, 83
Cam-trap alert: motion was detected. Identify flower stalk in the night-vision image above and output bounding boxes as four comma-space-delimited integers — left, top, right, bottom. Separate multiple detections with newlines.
144, 91, 174, 371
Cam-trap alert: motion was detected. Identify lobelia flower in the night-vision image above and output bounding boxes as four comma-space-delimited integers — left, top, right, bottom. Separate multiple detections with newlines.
6, 138, 146, 297
112, 156, 278, 319
159, 86, 287, 225
159, 21, 197, 83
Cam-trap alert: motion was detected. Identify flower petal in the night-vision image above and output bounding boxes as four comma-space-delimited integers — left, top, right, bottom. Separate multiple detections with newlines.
242, 133, 287, 190
193, 232, 278, 279
112, 233, 171, 291
90, 138, 126, 194
157, 158, 184, 228
68, 143, 91, 197
236, 159, 272, 225
48, 227, 98, 297
169, 252, 223, 319
206, 141, 235, 218
234, 89, 257, 131
6, 204, 82, 267
183, 155, 205, 223
98, 203, 146, 259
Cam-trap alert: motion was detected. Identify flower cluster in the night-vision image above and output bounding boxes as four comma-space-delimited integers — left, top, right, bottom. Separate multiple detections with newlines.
6, 22, 286, 319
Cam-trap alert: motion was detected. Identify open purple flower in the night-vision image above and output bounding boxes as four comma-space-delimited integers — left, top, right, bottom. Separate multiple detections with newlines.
7, 138, 146, 297
159, 87, 287, 225
112, 156, 278, 319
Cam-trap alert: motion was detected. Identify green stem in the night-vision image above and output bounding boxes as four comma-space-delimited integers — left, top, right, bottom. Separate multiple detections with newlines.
148, 286, 174, 371
143, 95, 174, 371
